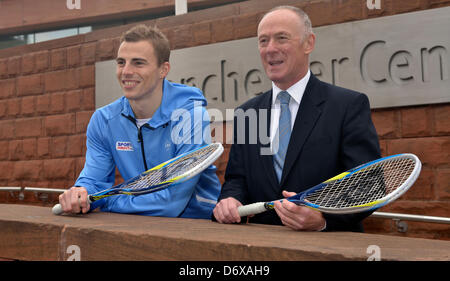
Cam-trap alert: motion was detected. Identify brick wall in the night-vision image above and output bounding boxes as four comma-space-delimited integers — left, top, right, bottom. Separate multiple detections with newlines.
0, 0, 449, 240
0, 46, 97, 205
365, 105, 450, 239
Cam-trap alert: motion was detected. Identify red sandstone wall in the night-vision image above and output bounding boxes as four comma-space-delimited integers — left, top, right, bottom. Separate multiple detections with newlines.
0, 0, 449, 240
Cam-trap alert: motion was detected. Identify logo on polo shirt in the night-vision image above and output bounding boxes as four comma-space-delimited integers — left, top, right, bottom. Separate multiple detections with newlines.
116, 141, 134, 151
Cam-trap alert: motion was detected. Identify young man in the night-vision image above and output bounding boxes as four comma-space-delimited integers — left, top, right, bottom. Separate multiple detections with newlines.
213, 6, 381, 231
58, 24, 221, 219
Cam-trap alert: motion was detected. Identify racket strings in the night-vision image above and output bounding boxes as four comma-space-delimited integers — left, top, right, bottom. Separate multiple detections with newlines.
305, 157, 416, 209
124, 144, 218, 191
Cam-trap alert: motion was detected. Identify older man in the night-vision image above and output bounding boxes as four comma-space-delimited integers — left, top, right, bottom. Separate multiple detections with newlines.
213, 6, 380, 231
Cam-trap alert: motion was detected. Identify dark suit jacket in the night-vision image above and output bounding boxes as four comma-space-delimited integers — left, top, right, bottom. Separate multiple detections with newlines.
218, 74, 381, 232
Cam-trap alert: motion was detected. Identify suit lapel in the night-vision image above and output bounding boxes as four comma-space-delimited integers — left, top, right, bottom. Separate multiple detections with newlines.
281, 75, 325, 185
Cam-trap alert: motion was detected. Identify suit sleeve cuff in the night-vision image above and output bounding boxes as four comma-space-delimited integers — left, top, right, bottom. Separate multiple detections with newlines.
318, 220, 327, 231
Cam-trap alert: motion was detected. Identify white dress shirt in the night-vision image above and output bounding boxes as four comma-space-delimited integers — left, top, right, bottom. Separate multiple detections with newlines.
269, 70, 311, 152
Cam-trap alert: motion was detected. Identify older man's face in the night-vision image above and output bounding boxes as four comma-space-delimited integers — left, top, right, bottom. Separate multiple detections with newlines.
257, 9, 315, 90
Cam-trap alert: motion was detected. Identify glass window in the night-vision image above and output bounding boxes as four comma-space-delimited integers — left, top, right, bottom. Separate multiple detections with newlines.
0, 0, 246, 50
0, 34, 34, 49
78, 26, 92, 34
35, 28, 78, 43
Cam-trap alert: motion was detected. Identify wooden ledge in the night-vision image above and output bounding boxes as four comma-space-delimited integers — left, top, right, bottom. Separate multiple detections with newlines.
0, 204, 448, 261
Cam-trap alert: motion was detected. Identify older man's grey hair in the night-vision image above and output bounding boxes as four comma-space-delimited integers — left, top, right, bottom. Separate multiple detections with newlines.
263, 5, 314, 40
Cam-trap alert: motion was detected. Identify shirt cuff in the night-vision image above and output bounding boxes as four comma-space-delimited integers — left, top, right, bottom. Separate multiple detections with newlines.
318, 220, 327, 231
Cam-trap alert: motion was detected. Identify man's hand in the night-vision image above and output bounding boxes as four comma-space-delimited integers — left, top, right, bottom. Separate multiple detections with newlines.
59, 186, 90, 214
213, 197, 243, 223
273, 190, 326, 231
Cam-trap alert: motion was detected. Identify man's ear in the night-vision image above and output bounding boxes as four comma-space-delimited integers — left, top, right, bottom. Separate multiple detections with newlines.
160, 61, 170, 78
304, 33, 315, 55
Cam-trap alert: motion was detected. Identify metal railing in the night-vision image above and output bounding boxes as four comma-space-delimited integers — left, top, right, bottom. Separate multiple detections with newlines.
1, 186, 449, 228
372, 211, 450, 224
0, 186, 64, 201
0, 187, 65, 194
371, 211, 450, 233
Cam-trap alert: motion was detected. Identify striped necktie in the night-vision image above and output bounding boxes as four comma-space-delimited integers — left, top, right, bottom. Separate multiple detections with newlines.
273, 91, 291, 182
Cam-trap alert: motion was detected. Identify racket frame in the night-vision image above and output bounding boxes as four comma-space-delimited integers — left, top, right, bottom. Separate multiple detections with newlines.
89, 142, 223, 201
238, 153, 422, 216
52, 142, 223, 215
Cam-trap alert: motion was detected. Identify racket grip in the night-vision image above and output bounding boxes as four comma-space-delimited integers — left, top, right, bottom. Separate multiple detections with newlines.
237, 202, 267, 217
51, 196, 92, 215
52, 203, 64, 215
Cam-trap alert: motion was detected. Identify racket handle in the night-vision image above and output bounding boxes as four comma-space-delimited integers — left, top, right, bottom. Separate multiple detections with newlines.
237, 202, 267, 217
52, 203, 64, 215
51, 196, 92, 215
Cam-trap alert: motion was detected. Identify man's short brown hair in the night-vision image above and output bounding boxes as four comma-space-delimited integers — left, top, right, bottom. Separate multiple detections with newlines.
120, 24, 170, 66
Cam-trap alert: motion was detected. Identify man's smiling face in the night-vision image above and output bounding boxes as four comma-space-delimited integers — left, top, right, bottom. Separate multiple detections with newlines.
116, 40, 167, 102
257, 8, 314, 90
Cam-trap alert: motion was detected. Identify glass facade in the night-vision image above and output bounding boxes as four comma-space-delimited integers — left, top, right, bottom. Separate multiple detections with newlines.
0, 26, 92, 50
0, 0, 244, 50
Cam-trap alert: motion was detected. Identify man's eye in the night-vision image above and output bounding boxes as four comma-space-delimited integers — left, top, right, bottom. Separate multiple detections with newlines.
276, 36, 289, 42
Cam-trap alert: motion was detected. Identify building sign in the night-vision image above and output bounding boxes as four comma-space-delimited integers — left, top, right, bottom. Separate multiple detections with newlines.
96, 7, 450, 118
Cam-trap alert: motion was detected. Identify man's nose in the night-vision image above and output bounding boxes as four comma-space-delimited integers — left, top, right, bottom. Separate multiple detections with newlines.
122, 63, 134, 75
265, 38, 279, 53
